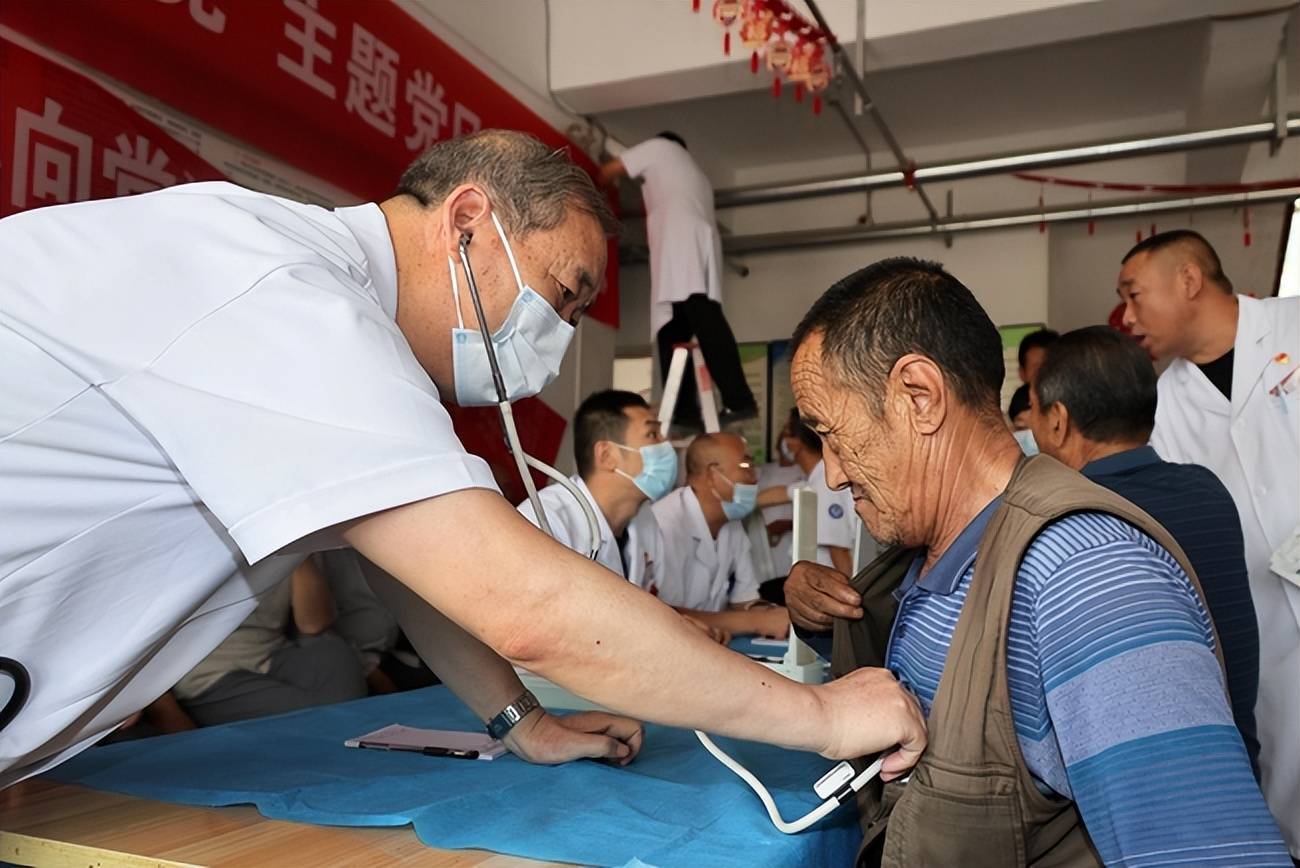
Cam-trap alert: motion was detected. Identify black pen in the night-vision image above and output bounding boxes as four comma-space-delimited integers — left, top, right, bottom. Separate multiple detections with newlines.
358, 740, 479, 760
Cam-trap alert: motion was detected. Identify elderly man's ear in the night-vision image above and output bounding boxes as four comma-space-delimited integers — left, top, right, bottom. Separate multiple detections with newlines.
891, 353, 947, 435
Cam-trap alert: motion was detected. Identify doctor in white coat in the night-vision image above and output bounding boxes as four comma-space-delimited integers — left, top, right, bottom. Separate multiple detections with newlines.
518, 389, 782, 641
0, 131, 926, 788
1118, 229, 1300, 855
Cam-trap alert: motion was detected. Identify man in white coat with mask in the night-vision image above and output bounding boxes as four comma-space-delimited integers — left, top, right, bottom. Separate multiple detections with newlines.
1118, 228, 1299, 855
0, 130, 924, 789
518, 389, 783, 640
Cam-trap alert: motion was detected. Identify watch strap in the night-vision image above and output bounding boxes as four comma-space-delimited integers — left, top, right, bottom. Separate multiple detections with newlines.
485, 690, 541, 740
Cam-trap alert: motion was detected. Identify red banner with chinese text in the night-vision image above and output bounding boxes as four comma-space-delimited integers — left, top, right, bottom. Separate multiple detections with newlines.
0, 0, 617, 328
1, 38, 224, 215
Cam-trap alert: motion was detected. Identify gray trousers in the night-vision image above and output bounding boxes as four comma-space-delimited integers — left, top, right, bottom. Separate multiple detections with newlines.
182, 632, 366, 726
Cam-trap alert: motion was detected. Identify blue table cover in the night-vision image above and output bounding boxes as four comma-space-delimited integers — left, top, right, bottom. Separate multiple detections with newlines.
45, 686, 859, 867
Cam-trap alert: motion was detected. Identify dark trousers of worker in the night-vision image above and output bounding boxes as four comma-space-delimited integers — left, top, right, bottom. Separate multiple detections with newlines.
181, 633, 367, 726
656, 293, 755, 425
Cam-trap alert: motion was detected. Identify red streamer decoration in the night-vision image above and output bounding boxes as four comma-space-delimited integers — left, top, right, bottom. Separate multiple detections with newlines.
813, 95, 822, 115
751, 51, 759, 73
794, 83, 804, 102
693, 0, 701, 11
723, 31, 731, 54
772, 75, 781, 98
1243, 205, 1252, 247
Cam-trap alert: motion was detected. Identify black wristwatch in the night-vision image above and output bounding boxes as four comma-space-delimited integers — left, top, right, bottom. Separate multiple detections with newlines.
485, 690, 541, 740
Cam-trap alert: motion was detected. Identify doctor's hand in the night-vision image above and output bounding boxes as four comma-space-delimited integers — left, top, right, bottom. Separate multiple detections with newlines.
815, 668, 926, 780
785, 561, 863, 633
745, 604, 790, 639
504, 708, 645, 767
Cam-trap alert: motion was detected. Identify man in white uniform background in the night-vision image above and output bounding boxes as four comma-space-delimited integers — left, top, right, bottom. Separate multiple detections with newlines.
1118, 228, 1300, 855
0, 131, 926, 788
652, 434, 788, 638
600, 133, 757, 432
755, 412, 808, 582
519, 390, 787, 641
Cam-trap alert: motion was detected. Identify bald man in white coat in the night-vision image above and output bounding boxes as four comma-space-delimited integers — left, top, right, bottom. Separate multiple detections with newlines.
1117, 229, 1300, 856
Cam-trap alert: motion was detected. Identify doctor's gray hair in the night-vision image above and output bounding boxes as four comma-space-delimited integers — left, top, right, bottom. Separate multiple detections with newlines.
395, 130, 618, 237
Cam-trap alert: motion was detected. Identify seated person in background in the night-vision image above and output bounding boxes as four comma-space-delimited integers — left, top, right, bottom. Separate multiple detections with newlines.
173, 556, 366, 725
785, 257, 1285, 865
754, 410, 808, 584
320, 549, 439, 694
1030, 325, 1261, 778
760, 410, 863, 577
1018, 327, 1059, 387
653, 433, 789, 638
1007, 383, 1037, 455
519, 390, 777, 642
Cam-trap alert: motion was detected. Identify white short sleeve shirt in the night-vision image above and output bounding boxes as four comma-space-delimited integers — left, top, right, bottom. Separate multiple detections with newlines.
618, 138, 722, 333
802, 459, 859, 568
0, 183, 498, 786
651, 486, 759, 611
517, 477, 666, 595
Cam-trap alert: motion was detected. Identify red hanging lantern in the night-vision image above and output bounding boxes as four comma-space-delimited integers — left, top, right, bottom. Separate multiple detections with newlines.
713, 0, 741, 26
692, 0, 700, 12
767, 37, 792, 71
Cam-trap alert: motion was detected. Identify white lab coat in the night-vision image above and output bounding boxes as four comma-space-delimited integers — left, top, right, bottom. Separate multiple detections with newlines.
517, 476, 665, 594
786, 459, 866, 569
0, 183, 498, 788
619, 138, 723, 335
757, 461, 805, 578
651, 486, 759, 611
1151, 294, 1300, 855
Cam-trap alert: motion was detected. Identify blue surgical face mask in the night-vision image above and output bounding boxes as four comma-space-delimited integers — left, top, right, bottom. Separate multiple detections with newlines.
614, 440, 678, 502
448, 212, 574, 406
1013, 428, 1039, 456
712, 468, 758, 521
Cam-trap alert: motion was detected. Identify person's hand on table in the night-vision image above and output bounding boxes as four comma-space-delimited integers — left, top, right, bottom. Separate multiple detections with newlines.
684, 615, 731, 645
744, 604, 790, 639
504, 708, 645, 767
785, 561, 863, 633
815, 668, 926, 780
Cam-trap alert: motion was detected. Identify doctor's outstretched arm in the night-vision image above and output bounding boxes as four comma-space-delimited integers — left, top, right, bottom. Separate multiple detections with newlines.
357, 558, 644, 766
343, 489, 926, 773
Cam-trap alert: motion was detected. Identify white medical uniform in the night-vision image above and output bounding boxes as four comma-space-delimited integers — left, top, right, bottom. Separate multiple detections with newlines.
651, 487, 759, 611
0, 182, 497, 787
793, 460, 862, 569
517, 477, 664, 595
757, 462, 805, 578
1151, 294, 1300, 855
618, 138, 723, 335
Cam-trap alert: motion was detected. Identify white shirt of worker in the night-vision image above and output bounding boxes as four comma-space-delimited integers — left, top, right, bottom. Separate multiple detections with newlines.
757, 461, 805, 578
1151, 294, 1300, 854
517, 477, 665, 595
797, 460, 860, 568
651, 486, 759, 611
0, 182, 498, 787
617, 138, 723, 335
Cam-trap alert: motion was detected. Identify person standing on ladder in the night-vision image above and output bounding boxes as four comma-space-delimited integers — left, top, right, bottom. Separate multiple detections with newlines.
602, 133, 757, 432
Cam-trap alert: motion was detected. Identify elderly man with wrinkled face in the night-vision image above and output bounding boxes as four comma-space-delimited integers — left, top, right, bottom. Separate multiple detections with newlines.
784, 257, 1285, 867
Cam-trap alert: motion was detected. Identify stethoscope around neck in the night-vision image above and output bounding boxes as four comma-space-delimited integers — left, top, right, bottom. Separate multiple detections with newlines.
0, 657, 30, 733
455, 231, 601, 559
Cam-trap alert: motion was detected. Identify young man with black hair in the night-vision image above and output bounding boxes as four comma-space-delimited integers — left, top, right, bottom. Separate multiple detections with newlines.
1118, 229, 1299, 854
518, 390, 785, 640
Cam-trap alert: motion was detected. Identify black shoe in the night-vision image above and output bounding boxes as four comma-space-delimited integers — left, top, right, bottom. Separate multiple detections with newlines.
718, 405, 759, 428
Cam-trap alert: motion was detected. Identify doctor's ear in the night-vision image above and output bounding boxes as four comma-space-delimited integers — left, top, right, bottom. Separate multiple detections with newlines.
1177, 260, 1206, 300
439, 185, 493, 254
593, 440, 621, 472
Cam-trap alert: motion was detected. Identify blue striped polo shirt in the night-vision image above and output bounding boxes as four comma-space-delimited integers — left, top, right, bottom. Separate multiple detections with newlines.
1080, 445, 1260, 779
886, 498, 1288, 866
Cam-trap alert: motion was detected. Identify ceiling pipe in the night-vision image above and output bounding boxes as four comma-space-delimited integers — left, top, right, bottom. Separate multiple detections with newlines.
721, 186, 1300, 254
716, 116, 1300, 209
803, 0, 941, 225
